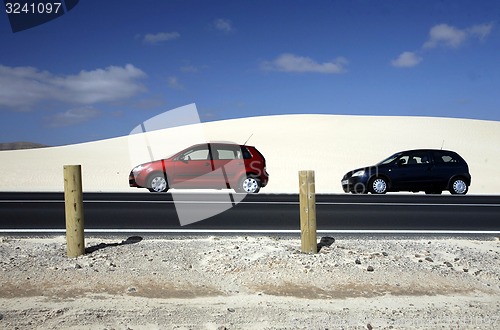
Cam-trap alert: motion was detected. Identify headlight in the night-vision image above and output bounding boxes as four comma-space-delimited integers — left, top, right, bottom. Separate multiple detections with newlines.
132, 164, 147, 173
352, 170, 365, 177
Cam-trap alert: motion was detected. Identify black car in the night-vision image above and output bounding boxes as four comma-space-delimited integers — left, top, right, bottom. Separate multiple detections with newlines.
341, 149, 471, 195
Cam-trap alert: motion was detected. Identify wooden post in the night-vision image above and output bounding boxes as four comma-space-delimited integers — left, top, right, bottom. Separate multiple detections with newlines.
64, 165, 85, 257
299, 170, 317, 253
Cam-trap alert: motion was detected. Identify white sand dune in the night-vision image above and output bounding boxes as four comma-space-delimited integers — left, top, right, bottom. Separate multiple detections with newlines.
1, 114, 499, 194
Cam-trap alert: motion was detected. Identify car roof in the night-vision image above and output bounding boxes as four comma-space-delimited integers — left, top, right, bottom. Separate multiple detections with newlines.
395, 149, 458, 153
190, 142, 250, 147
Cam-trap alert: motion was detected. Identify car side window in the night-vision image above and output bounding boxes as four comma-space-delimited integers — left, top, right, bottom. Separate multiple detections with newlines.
433, 151, 460, 163
407, 152, 430, 165
399, 152, 430, 165
397, 155, 409, 165
182, 146, 209, 160
216, 147, 240, 160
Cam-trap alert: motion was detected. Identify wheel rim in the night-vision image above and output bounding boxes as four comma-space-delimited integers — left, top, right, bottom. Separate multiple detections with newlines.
452, 179, 467, 194
372, 178, 387, 194
150, 176, 167, 192
242, 178, 259, 193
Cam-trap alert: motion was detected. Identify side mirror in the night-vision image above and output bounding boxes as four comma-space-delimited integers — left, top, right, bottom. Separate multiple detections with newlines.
178, 155, 189, 163
397, 159, 406, 166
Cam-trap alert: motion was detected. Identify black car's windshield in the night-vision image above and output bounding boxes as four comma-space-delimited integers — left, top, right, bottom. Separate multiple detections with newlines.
377, 153, 401, 165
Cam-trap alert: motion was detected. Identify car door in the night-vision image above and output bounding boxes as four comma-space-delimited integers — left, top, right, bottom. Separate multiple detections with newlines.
171, 144, 215, 187
389, 151, 432, 191
429, 150, 464, 190
210, 144, 246, 188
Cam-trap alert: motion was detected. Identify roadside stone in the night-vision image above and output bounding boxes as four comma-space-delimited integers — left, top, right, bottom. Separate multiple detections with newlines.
444, 261, 453, 268
1, 235, 499, 328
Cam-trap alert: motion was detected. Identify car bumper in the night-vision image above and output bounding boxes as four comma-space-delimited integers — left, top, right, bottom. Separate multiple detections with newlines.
341, 177, 369, 193
261, 171, 269, 187
129, 172, 139, 187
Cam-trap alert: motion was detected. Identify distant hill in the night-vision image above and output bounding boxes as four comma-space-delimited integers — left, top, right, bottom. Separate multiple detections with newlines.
0, 142, 50, 151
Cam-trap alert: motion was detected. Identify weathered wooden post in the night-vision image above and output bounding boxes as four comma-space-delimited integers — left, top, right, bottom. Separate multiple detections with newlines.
299, 170, 317, 253
64, 165, 85, 257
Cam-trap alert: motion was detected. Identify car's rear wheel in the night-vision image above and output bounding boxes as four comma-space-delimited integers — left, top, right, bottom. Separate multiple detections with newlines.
147, 173, 169, 193
449, 178, 468, 195
369, 177, 388, 194
237, 176, 261, 194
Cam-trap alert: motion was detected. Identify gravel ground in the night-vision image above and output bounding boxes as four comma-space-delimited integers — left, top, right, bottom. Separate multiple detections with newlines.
0, 235, 499, 329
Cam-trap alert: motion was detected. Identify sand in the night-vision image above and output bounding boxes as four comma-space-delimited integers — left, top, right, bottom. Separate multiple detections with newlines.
0, 114, 499, 194
0, 235, 499, 329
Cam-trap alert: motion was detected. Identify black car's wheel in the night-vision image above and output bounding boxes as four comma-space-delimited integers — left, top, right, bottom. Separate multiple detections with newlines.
449, 178, 468, 195
369, 177, 388, 194
147, 173, 169, 193
237, 176, 261, 194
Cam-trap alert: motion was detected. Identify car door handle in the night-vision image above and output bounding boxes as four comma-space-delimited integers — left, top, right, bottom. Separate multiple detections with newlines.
204, 162, 210, 166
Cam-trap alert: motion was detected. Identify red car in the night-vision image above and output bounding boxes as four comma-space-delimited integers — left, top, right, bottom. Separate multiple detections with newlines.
129, 143, 269, 193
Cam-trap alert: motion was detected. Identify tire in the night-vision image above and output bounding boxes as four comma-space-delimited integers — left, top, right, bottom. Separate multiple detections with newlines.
369, 177, 388, 194
237, 176, 261, 194
147, 173, 169, 193
449, 178, 468, 195
352, 182, 368, 194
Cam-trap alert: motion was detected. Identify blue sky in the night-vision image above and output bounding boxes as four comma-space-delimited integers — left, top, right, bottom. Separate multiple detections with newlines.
1, 0, 498, 146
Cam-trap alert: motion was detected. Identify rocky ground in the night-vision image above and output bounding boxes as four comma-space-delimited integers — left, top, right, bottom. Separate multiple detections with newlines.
0, 234, 499, 329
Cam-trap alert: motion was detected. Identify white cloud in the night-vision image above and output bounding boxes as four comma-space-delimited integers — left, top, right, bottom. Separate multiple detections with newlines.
167, 76, 183, 89
0, 64, 146, 110
143, 32, 180, 44
468, 23, 494, 40
46, 106, 100, 127
423, 23, 494, 49
391, 51, 423, 68
263, 53, 348, 74
213, 19, 234, 33
423, 24, 467, 48
392, 22, 494, 69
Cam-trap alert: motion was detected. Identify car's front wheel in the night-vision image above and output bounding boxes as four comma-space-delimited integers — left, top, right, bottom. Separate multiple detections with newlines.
449, 178, 468, 195
369, 177, 388, 194
147, 173, 169, 193
237, 176, 261, 194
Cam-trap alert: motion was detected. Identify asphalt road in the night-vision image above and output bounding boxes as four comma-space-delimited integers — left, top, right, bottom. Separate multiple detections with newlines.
0, 192, 499, 234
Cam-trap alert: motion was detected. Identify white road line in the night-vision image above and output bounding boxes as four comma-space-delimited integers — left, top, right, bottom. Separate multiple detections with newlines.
1, 200, 499, 207
0, 229, 498, 234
